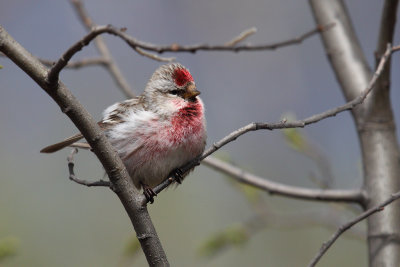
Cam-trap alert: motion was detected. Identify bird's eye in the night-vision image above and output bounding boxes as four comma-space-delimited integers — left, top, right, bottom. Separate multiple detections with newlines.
170, 90, 179, 95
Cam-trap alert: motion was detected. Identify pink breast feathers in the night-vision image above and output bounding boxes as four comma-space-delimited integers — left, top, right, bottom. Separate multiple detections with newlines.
170, 100, 205, 146
123, 100, 205, 172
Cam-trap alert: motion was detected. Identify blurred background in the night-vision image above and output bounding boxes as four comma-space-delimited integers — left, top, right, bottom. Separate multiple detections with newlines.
1, 0, 399, 266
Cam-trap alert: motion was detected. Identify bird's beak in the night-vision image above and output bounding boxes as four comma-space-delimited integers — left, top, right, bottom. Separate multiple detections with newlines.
183, 83, 200, 100
182, 83, 200, 100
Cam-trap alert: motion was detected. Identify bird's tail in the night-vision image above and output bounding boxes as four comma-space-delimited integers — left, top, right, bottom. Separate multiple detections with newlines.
40, 133, 84, 153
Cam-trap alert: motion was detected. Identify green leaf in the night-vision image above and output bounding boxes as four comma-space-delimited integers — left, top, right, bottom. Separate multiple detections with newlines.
281, 112, 307, 152
214, 152, 262, 204
235, 182, 262, 204
123, 235, 141, 258
198, 224, 248, 258
0, 237, 18, 262
282, 127, 307, 152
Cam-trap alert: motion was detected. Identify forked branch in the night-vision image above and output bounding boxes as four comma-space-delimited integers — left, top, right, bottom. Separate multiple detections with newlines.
67, 148, 111, 188
70, 0, 135, 98
46, 23, 332, 86
308, 190, 400, 267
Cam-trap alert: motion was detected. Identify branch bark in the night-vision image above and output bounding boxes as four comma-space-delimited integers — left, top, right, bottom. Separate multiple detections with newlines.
0, 26, 169, 266
308, 191, 400, 267
309, 0, 400, 266
67, 148, 111, 187
203, 156, 365, 203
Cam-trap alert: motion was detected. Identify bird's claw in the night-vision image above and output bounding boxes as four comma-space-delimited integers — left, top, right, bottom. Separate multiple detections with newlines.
142, 184, 157, 204
171, 168, 184, 184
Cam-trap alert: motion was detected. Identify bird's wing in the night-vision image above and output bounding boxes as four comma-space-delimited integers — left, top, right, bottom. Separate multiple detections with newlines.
40, 97, 144, 154
101, 97, 144, 125
40, 122, 113, 153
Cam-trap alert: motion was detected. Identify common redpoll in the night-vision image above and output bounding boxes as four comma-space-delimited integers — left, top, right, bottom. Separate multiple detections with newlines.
41, 63, 207, 202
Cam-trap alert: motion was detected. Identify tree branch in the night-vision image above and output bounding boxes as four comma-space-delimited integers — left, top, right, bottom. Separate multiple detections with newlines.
46, 23, 332, 86
46, 26, 115, 84
376, 0, 399, 59
372, 0, 399, 116
308, 191, 400, 267
67, 148, 111, 187
0, 26, 168, 266
200, 44, 392, 160
129, 23, 334, 54
310, 1, 400, 266
202, 156, 365, 203
70, 0, 136, 98
133, 46, 175, 62
224, 27, 257, 46
40, 57, 109, 68
1, 53, 109, 69
309, 0, 372, 117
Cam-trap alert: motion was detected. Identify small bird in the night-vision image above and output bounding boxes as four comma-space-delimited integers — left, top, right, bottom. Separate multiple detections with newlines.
41, 63, 207, 202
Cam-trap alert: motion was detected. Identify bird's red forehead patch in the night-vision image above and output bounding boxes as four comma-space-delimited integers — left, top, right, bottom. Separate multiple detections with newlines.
173, 68, 194, 86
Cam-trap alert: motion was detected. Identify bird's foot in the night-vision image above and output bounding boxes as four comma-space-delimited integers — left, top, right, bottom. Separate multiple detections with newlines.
142, 183, 157, 204
170, 168, 184, 184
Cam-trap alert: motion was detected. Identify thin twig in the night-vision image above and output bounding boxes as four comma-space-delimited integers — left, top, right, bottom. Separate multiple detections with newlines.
199, 44, 391, 160
393, 45, 400, 51
224, 27, 257, 46
148, 44, 395, 204
130, 23, 334, 53
46, 26, 115, 84
375, 0, 399, 60
133, 47, 175, 62
40, 57, 108, 68
202, 156, 364, 203
0, 53, 108, 69
307, 190, 400, 267
72, 0, 172, 64
46, 23, 333, 86
67, 148, 110, 187
69, 142, 91, 149
70, 0, 135, 98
